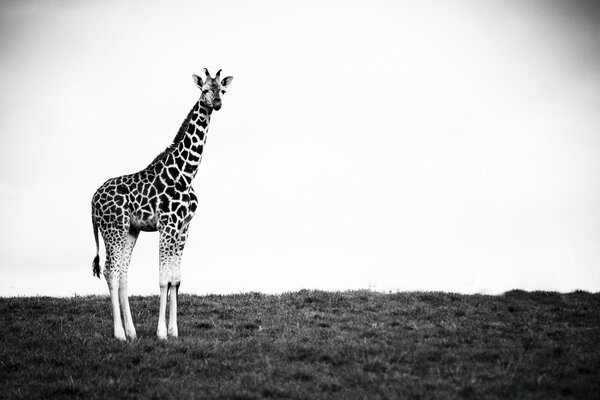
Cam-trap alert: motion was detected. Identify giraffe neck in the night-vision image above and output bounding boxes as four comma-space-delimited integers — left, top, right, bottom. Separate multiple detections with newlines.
149, 100, 212, 186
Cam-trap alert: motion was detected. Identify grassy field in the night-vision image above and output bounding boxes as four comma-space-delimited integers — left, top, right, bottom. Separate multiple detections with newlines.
0, 290, 599, 399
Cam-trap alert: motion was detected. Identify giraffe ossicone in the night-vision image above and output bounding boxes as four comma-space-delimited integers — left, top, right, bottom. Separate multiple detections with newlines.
91, 69, 233, 340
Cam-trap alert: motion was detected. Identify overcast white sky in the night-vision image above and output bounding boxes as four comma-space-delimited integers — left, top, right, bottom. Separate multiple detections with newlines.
1, 0, 599, 296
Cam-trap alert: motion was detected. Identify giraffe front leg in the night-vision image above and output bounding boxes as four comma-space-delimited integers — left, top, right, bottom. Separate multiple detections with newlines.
167, 254, 182, 338
157, 219, 180, 339
157, 223, 179, 339
168, 225, 189, 338
157, 283, 169, 340
168, 282, 180, 337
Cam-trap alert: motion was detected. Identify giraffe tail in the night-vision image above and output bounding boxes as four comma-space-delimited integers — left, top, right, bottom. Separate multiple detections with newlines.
92, 218, 101, 278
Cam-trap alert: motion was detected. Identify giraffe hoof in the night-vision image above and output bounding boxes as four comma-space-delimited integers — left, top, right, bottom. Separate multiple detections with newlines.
114, 325, 127, 341
157, 327, 168, 340
125, 327, 137, 341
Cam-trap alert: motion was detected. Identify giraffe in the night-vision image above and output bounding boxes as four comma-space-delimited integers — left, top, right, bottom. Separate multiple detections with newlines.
91, 69, 233, 340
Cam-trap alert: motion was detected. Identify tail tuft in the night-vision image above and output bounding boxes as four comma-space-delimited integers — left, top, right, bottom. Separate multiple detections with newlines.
92, 255, 101, 278
92, 208, 101, 279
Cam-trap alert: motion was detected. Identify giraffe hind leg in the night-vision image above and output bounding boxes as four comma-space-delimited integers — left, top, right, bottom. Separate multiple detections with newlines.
102, 227, 128, 341
119, 229, 139, 341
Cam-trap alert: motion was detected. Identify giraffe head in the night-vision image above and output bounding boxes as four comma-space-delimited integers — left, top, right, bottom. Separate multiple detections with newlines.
192, 69, 233, 111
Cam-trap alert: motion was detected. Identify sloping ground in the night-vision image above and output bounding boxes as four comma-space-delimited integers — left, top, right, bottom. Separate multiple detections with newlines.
0, 290, 599, 399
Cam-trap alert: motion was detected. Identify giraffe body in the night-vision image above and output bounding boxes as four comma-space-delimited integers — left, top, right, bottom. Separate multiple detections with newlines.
91, 70, 232, 340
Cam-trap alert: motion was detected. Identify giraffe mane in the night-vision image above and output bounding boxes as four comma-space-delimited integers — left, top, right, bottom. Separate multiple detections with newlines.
147, 104, 197, 168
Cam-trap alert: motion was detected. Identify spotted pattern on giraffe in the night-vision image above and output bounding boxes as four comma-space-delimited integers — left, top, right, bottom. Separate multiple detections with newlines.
90, 69, 233, 340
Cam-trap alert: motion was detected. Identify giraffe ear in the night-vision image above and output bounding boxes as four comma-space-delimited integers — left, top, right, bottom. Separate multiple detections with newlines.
192, 74, 204, 89
221, 76, 233, 88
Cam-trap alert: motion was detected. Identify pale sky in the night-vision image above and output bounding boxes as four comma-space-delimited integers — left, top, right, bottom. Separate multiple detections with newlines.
1, 0, 599, 296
